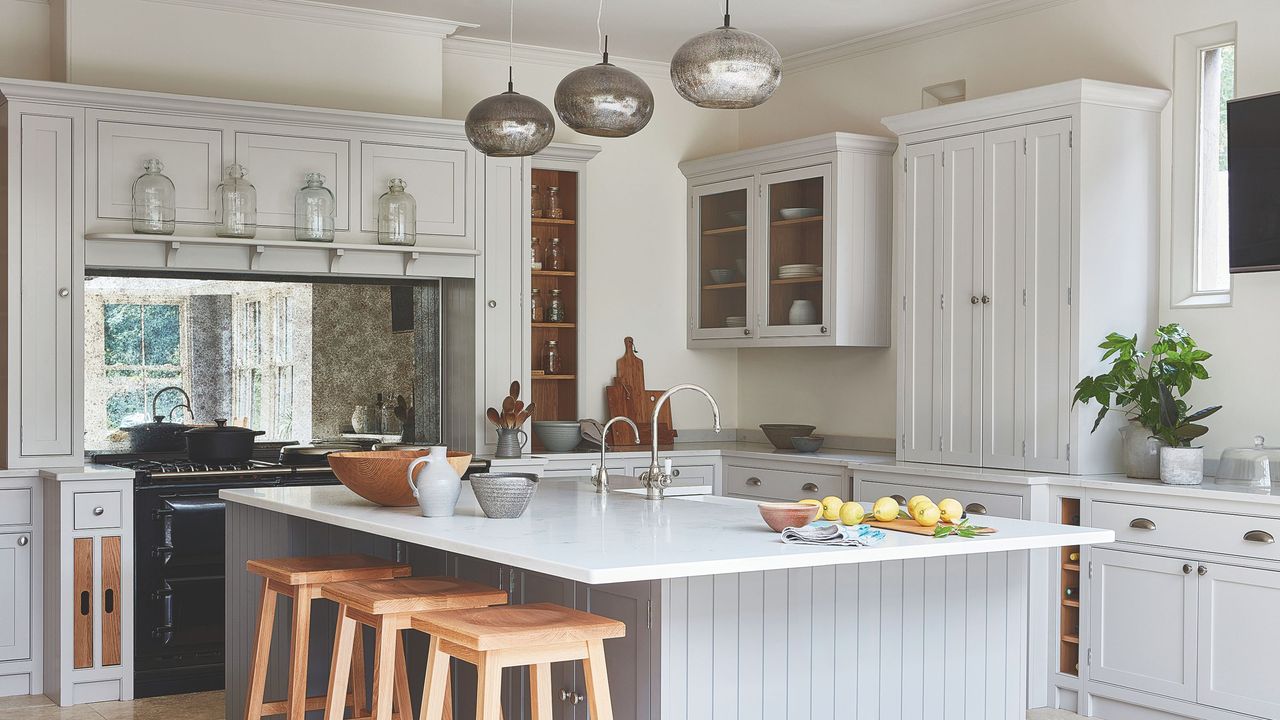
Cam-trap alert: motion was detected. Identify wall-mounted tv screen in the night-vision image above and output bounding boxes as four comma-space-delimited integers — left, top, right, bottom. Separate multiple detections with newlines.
1228, 91, 1280, 273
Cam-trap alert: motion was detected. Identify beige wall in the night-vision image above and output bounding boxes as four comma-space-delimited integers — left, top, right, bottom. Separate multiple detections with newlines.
0, 0, 51, 81
736, 0, 1280, 456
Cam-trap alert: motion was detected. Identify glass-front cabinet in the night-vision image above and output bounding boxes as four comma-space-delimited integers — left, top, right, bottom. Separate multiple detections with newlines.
690, 178, 754, 341
760, 165, 831, 338
681, 133, 895, 349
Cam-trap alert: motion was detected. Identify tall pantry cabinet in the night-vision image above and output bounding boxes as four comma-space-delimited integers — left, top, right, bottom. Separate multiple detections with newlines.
884, 80, 1169, 475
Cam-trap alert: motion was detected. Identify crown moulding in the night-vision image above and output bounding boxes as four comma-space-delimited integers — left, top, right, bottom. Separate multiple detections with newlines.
142, 0, 477, 38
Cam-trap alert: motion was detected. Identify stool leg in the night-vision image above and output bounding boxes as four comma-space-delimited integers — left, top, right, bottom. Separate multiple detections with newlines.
393, 629, 413, 720
418, 636, 450, 720
351, 625, 368, 716
286, 586, 316, 720
476, 651, 503, 720
371, 616, 399, 720
529, 663, 553, 720
244, 580, 278, 720
582, 639, 615, 720
323, 605, 358, 720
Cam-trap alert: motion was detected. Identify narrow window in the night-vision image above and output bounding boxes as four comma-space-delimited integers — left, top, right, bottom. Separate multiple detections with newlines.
1194, 42, 1235, 294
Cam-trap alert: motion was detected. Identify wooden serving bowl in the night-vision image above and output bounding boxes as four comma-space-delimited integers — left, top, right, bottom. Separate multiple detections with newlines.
758, 502, 820, 532
328, 449, 472, 507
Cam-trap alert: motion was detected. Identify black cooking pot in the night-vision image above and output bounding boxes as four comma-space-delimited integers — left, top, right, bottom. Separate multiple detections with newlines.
185, 419, 265, 464
125, 415, 192, 453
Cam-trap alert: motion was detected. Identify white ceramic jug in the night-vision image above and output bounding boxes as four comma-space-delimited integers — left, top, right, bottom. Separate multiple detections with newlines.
406, 446, 462, 517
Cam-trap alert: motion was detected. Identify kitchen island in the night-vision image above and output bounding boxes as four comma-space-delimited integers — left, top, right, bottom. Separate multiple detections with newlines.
222, 478, 1111, 720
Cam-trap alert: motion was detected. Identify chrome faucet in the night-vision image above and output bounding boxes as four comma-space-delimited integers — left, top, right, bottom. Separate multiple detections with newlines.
639, 384, 721, 500
582, 417, 641, 493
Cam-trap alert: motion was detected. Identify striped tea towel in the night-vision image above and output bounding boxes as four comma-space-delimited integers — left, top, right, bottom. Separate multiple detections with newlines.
781, 521, 886, 547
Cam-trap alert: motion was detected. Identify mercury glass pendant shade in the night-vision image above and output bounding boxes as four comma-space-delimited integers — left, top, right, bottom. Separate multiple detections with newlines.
554, 39, 654, 138
465, 68, 555, 157
670, 5, 782, 110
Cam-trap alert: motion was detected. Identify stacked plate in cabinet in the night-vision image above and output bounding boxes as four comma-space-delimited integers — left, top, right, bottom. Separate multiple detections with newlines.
724, 316, 747, 328
777, 263, 820, 279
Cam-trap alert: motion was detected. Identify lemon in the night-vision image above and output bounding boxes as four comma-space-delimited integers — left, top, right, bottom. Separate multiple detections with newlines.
907, 495, 932, 513
872, 496, 900, 522
914, 502, 941, 527
838, 501, 865, 526
820, 495, 844, 521
797, 498, 823, 520
938, 498, 963, 524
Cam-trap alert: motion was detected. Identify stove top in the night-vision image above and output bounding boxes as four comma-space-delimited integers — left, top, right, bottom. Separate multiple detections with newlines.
92, 452, 339, 487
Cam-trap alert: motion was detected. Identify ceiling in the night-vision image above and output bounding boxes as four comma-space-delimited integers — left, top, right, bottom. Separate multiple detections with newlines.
326, 0, 1057, 61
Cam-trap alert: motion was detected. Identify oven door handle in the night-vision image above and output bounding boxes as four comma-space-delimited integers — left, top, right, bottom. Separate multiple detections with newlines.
151, 584, 175, 645
152, 543, 174, 563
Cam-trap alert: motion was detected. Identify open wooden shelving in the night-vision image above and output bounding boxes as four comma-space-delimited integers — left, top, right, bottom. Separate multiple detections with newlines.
703, 282, 746, 291
1059, 497, 1082, 677
702, 224, 747, 236
770, 215, 824, 227
770, 276, 822, 286
530, 168, 579, 448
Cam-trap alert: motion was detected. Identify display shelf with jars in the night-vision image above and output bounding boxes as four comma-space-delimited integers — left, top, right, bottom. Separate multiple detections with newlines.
530, 168, 579, 437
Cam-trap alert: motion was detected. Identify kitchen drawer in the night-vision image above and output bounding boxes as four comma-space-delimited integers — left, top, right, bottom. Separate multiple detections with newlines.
858, 478, 1022, 519
626, 460, 716, 488
0, 489, 32, 525
724, 464, 844, 502
1092, 501, 1280, 562
74, 491, 123, 530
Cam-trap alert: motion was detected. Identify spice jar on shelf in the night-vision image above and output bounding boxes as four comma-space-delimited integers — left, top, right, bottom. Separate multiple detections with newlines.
531, 235, 544, 270
541, 339, 561, 374
530, 183, 543, 218
547, 237, 564, 271
548, 289, 565, 323
530, 288, 544, 322
547, 185, 563, 219
132, 158, 176, 235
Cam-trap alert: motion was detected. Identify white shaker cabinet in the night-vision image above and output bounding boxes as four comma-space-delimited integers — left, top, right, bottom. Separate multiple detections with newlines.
680, 132, 895, 349
884, 80, 1167, 475
0, 532, 32, 665
359, 139, 473, 243
1195, 562, 1280, 718
3, 103, 84, 468
233, 131, 351, 230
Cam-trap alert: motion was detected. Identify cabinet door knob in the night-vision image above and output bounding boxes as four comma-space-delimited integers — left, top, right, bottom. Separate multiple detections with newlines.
1183, 564, 1192, 574
560, 689, 583, 704
890, 494, 907, 505
16, 535, 28, 547
970, 296, 979, 304
981, 295, 991, 304
1128, 518, 1156, 530
965, 502, 988, 515
802, 482, 820, 493
59, 288, 70, 297
820, 326, 828, 334
1244, 530, 1275, 544
744, 328, 751, 336
746, 477, 762, 487
1198, 565, 1208, 576
488, 299, 497, 308
672, 468, 681, 478
94, 506, 105, 516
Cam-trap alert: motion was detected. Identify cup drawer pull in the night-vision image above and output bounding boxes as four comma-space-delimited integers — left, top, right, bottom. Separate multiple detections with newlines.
1129, 518, 1156, 530
746, 477, 762, 487
1244, 530, 1275, 544
964, 503, 987, 515
801, 482, 820, 493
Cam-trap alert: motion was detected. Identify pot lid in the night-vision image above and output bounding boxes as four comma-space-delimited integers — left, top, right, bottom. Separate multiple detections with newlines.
281, 442, 363, 456
185, 418, 260, 436
127, 415, 183, 429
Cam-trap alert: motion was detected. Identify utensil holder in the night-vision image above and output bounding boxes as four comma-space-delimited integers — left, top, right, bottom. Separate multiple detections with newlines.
495, 428, 528, 459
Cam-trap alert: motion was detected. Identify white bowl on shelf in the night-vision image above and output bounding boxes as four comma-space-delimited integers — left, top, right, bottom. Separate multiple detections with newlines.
779, 207, 821, 220
726, 210, 746, 225
708, 268, 735, 284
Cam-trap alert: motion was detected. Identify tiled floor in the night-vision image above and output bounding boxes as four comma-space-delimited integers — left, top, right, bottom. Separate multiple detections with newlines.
0, 692, 1091, 720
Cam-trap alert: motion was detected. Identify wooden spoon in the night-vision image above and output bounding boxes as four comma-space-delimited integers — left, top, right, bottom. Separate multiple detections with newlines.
517, 402, 535, 426
486, 407, 502, 428
510, 380, 521, 401
501, 395, 516, 426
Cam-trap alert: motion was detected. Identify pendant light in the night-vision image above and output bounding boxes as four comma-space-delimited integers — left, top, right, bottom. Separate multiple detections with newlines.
553, 0, 654, 138
670, 0, 782, 109
464, 0, 555, 157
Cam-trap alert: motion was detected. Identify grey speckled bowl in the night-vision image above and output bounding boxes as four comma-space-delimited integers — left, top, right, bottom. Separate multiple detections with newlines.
760, 423, 817, 449
791, 435, 825, 453
532, 421, 583, 453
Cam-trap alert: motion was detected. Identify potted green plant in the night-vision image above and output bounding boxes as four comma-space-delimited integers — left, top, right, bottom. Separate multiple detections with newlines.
1073, 324, 1218, 479
1152, 382, 1221, 484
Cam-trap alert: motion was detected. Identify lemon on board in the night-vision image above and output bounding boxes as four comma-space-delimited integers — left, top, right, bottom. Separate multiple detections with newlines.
914, 502, 941, 527
838, 501, 866, 526
797, 498, 823, 520
872, 496, 899, 522
938, 498, 963, 524
820, 495, 844, 521
907, 495, 932, 513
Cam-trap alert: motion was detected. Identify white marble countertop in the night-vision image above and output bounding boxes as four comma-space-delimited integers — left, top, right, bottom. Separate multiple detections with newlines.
39, 464, 137, 482
221, 477, 1112, 584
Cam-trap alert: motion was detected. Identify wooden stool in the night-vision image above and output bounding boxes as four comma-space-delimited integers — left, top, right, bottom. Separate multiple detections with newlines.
412, 603, 626, 720
244, 554, 411, 720
321, 577, 510, 720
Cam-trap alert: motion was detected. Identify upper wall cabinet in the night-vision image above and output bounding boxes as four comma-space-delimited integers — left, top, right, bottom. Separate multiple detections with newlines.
883, 80, 1170, 475
234, 131, 351, 230
680, 133, 895, 349
359, 138, 473, 245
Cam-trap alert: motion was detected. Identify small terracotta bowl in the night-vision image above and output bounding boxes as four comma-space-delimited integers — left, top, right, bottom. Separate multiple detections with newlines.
758, 502, 819, 532
328, 449, 472, 507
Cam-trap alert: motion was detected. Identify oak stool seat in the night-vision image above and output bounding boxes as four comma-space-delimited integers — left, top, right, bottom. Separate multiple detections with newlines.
412, 603, 626, 720
244, 554, 411, 720
321, 577, 509, 720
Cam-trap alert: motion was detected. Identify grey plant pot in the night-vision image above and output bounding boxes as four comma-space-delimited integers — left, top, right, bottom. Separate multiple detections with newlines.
1159, 446, 1204, 485
1120, 421, 1166, 479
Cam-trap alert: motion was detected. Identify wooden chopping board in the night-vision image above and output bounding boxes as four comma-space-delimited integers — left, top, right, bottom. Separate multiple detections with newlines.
864, 518, 997, 536
605, 337, 676, 445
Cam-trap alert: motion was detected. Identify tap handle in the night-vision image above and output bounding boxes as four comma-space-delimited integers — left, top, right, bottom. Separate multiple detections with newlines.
662, 458, 673, 486
590, 463, 599, 479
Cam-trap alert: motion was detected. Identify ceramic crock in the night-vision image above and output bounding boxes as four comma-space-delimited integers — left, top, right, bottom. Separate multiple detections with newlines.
405, 446, 463, 517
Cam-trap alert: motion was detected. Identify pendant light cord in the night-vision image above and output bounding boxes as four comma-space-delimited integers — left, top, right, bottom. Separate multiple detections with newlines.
723, 0, 731, 27
507, 0, 515, 91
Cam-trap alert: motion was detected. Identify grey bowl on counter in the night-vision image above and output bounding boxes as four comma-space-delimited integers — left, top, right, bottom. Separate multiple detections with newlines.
790, 435, 825, 453
759, 423, 817, 450
469, 473, 539, 518
532, 420, 583, 452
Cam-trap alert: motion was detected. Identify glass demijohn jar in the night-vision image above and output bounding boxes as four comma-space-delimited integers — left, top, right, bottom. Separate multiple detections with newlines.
542, 339, 561, 374
132, 158, 176, 235
377, 178, 417, 246
215, 163, 257, 238
547, 185, 563, 219
530, 183, 543, 218
547, 237, 564, 270
530, 288, 544, 322
548, 289, 565, 322
294, 172, 335, 242
531, 235, 544, 270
